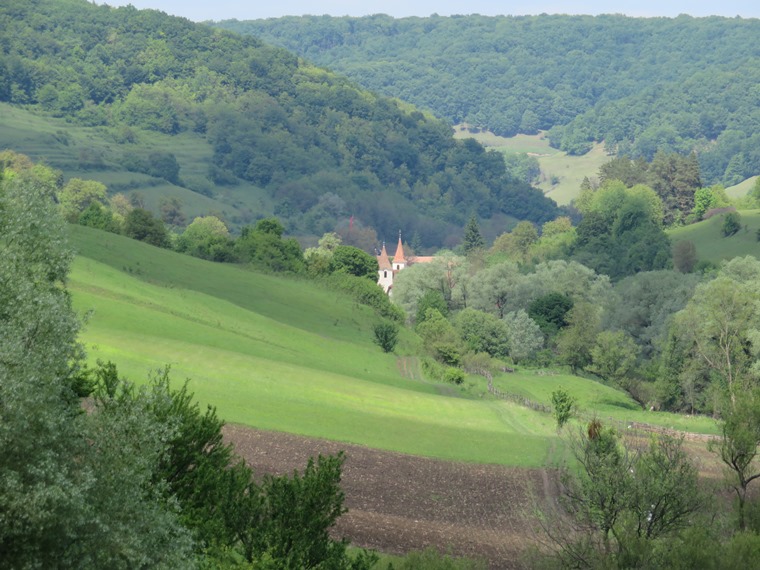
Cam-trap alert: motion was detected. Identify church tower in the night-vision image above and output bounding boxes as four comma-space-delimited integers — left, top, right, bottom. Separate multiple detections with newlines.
377, 242, 393, 294
392, 232, 406, 271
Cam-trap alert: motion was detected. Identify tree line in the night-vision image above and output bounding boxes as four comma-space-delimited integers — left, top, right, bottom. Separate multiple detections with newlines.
225, 13, 760, 186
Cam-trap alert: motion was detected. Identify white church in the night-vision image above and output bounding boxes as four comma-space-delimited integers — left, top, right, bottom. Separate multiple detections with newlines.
376, 234, 433, 295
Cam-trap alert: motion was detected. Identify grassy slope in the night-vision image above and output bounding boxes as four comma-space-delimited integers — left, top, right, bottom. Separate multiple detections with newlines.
0, 102, 271, 228
726, 175, 757, 199
454, 127, 758, 208
68, 226, 716, 468
70, 225, 557, 466
453, 127, 610, 206
669, 210, 760, 264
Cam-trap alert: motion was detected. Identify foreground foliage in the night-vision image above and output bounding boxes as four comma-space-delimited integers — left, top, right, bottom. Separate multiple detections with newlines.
0, 150, 375, 569
542, 422, 703, 568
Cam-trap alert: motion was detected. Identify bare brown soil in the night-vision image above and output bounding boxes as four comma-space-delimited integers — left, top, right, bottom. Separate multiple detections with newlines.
223, 425, 559, 569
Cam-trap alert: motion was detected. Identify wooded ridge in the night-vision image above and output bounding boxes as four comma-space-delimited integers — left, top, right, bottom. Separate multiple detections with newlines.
221, 14, 760, 186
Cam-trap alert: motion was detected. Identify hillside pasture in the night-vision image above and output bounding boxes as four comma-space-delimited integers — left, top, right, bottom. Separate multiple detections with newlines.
669, 209, 760, 264
69, 226, 717, 469
491, 369, 718, 435
69, 226, 557, 467
725, 175, 758, 199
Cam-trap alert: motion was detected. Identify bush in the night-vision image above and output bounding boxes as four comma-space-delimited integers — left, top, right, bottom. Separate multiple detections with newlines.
420, 358, 465, 385
330, 245, 378, 280
78, 202, 120, 233
123, 208, 171, 248
722, 212, 742, 237
551, 388, 576, 429
444, 367, 465, 385
373, 322, 399, 353
324, 274, 405, 322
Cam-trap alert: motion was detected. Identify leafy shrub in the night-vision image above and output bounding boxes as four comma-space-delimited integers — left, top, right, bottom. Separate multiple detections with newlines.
420, 358, 465, 385
123, 208, 171, 248
330, 245, 378, 280
444, 367, 465, 385
551, 387, 576, 429
373, 322, 399, 353
78, 202, 120, 233
722, 212, 742, 237
324, 274, 405, 322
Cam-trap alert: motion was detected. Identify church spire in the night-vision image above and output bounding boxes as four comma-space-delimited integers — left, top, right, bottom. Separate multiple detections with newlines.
377, 242, 392, 271
393, 231, 406, 266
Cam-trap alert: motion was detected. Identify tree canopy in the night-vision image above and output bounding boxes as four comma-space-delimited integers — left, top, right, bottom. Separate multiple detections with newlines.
228, 14, 760, 185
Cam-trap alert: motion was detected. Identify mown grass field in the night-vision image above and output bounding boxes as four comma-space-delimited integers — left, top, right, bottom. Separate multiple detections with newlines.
69, 226, 717, 468
669, 209, 760, 264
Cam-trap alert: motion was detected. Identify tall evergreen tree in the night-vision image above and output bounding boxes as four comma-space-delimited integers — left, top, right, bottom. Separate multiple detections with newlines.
462, 215, 485, 254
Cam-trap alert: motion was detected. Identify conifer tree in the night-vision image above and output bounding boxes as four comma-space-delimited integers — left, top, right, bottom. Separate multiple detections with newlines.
462, 214, 485, 254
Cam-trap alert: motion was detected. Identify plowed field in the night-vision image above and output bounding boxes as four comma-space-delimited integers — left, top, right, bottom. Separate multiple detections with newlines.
224, 425, 560, 569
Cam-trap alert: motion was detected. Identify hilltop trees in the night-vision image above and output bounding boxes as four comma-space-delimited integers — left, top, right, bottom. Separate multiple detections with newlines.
234, 14, 760, 186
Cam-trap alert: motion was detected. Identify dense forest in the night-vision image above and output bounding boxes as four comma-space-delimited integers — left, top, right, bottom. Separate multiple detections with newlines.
220, 14, 760, 186
0, 0, 559, 247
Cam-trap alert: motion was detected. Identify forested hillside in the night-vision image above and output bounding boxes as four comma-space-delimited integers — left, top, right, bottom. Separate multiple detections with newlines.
0, 0, 558, 247
222, 14, 760, 185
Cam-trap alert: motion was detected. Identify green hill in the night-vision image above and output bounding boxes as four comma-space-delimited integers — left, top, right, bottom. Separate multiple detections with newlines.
0, 0, 558, 247
68, 226, 716, 469
669, 209, 760, 264
222, 14, 760, 186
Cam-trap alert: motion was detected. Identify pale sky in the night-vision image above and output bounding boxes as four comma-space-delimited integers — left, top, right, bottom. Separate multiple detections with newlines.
101, 1, 760, 22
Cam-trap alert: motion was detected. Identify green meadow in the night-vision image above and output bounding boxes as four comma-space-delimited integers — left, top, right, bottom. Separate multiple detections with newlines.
70, 226, 557, 466
68, 226, 716, 468
669, 209, 760, 264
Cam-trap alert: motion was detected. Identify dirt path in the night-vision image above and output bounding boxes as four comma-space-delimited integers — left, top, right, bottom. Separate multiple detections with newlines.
223, 425, 557, 569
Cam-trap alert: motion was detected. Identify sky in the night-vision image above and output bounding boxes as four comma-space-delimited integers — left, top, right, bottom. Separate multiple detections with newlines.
101, 1, 760, 22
